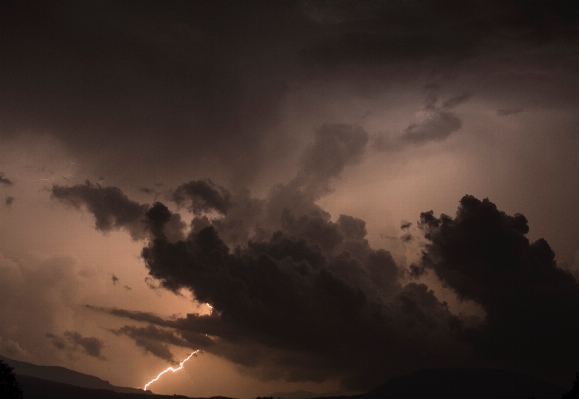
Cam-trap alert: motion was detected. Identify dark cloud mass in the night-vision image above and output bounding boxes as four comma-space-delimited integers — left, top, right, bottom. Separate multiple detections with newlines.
60, 171, 579, 390
50, 114, 579, 388
416, 196, 579, 382
51, 181, 149, 240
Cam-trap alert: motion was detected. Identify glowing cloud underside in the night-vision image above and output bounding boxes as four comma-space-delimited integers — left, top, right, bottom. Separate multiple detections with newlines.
143, 350, 200, 391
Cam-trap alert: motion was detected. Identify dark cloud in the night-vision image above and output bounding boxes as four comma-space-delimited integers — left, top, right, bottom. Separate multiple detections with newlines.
74, 185, 579, 389
5, 196, 14, 206
51, 110, 578, 388
111, 274, 119, 285
172, 179, 233, 216
78, 187, 466, 390
417, 195, 579, 385
47, 331, 104, 359
400, 220, 412, 230
111, 325, 192, 365
51, 181, 186, 242
51, 181, 149, 240
0, 173, 14, 186
2, 0, 579, 188
497, 108, 524, 116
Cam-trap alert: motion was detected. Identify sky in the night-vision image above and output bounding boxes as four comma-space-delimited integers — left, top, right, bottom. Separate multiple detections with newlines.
1, 0, 579, 397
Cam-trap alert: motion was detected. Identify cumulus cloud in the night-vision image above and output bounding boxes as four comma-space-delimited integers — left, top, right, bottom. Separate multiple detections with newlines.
47, 331, 105, 359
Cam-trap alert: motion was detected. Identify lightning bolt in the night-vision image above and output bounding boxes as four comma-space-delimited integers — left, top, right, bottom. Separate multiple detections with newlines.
143, 350, 199, 392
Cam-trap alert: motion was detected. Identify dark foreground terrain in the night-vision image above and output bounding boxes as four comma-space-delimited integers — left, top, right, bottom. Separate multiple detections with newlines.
3, 355, 568, 399
357, 368, 566, 399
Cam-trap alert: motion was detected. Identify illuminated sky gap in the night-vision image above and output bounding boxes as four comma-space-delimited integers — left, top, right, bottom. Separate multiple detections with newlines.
142, 350, 199, 391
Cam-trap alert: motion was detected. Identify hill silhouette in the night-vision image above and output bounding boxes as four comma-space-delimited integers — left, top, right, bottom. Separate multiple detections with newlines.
1, 356, 569, 399
0, 355, 143, 394
15, 374, 234, 399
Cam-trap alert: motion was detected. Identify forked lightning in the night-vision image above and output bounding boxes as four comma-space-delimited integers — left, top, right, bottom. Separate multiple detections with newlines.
143, 350, 200, 391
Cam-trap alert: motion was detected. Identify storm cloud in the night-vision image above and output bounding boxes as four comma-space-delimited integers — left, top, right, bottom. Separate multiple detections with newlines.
68, 181, 579, 389
49, 112, 579, 389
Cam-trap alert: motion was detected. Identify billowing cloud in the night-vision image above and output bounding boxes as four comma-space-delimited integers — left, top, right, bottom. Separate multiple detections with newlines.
70, 185, 579, 389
